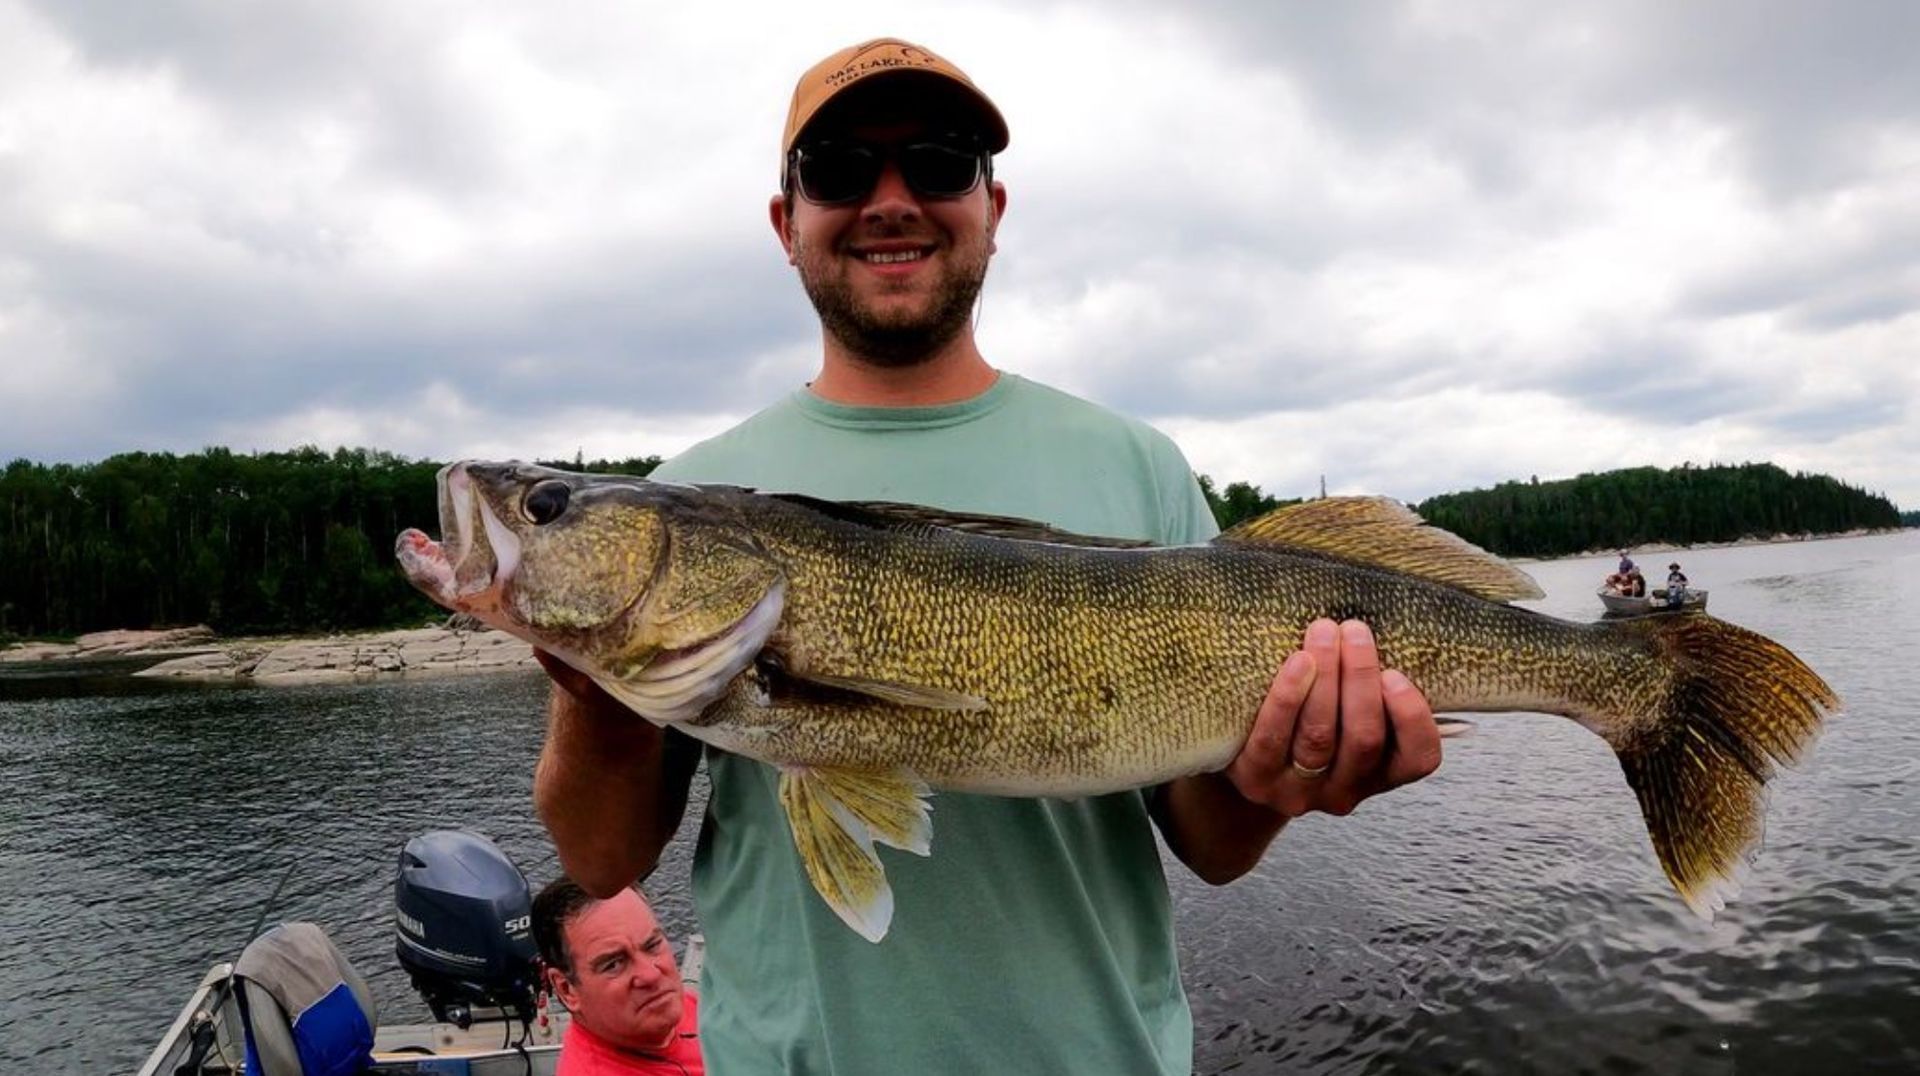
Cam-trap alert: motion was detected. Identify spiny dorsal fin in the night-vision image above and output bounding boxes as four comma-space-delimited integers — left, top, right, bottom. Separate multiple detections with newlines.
768, 493, 1155, 549
1216, 496, 1543, 602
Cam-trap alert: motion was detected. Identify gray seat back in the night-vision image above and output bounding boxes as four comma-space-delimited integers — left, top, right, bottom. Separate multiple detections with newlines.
233, 921, 376, 1076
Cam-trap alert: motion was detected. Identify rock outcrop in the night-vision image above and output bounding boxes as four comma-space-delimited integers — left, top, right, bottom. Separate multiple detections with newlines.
135, 627, 537, 684
0, 626, 218, 663
2, 624, 536, 684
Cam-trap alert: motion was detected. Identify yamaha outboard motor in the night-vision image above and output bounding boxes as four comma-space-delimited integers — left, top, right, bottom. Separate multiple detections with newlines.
393, 830, 539, 1029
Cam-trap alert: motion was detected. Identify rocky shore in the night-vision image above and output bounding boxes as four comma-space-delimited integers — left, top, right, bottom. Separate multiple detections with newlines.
0, 624, 537, 685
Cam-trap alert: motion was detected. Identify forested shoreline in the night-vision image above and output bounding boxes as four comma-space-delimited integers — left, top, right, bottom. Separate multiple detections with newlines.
1, 448, 660, 640
1, 450, 1904, 640
1413, 463, 1901, 559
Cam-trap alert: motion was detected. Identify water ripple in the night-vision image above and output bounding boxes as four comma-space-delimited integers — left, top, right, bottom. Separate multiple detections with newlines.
6, 532, 1919, 1073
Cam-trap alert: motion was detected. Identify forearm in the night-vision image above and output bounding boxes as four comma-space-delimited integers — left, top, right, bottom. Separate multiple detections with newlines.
532, 685, 699, 895
1152, 771, 1289, 885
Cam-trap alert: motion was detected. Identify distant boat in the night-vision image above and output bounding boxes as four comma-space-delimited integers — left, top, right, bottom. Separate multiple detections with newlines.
1597, 587, 1708, 615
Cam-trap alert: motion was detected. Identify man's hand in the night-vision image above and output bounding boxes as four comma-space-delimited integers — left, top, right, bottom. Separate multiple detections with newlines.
1154, 617, 1442, 884
1225, 618, 1442, 818
534, 649, 613, 710
531, 649, 700, 896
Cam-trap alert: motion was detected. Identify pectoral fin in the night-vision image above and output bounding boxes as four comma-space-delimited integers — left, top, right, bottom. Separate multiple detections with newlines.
786, 670, 988, 712
777, 766, 934, 942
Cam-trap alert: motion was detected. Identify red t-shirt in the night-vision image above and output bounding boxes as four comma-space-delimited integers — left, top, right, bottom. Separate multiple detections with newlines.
556, 992, 703, 1076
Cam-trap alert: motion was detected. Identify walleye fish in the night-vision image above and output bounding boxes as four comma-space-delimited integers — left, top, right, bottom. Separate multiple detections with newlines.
396, 462, 1837, 942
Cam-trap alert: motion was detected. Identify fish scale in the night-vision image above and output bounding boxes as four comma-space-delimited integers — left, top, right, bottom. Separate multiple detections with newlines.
397, 461, 1839, 942
762, 534, 1277, 784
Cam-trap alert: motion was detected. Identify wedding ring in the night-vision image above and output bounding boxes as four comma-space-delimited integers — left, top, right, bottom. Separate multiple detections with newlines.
1289, 759, 1331, 779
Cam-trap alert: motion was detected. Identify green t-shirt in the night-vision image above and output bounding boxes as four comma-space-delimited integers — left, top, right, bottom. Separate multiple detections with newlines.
652, 373, 1220, 1075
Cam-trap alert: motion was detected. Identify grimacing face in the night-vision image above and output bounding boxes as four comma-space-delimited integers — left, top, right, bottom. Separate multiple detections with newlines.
547, 889, 685, 1052
774, 119, 1005, 367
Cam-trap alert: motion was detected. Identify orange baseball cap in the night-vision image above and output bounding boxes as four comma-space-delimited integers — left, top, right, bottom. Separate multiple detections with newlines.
781, 38, 1009, 164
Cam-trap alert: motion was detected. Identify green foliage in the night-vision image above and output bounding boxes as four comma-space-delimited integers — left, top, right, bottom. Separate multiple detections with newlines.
1196, 474, 1299, 530
537, 454, 663, 479
1902, 510, 1920, 528
1414, 462, 1901, 558
0, 448, 662, 636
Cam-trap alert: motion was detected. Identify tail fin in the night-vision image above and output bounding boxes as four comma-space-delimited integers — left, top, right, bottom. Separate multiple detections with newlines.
1611, 614, 1838, 916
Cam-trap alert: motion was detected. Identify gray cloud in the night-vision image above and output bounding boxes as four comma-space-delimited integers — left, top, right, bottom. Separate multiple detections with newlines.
3, 2, 1915, 508
3, 195, 804, 458
23, 0, 548, 197
1682, 215, 1920, 329
1113, 1, 1920, 200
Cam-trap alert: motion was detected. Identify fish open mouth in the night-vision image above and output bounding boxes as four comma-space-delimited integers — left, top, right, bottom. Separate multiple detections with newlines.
394, 463, 523, 618
394, 528, 458, 603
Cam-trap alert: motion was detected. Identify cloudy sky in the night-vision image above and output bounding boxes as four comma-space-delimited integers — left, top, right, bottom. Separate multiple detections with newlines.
3, 1, 1915, 508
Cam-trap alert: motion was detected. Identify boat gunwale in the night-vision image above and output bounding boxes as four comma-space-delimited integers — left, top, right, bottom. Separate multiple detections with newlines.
134, 962, 233, 1076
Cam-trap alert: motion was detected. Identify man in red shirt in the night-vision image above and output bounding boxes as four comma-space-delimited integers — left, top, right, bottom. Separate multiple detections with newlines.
532, 877, 703, 1075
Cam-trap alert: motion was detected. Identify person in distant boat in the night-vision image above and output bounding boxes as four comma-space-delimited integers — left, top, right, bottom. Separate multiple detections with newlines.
1625, 566, 1647, 597
1665, 563, 1690, 608
532, 877, 703, 1076
1603, 551, 1638, 594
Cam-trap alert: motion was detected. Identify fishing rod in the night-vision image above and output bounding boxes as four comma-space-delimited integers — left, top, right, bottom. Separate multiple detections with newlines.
173, 859, 300, 1076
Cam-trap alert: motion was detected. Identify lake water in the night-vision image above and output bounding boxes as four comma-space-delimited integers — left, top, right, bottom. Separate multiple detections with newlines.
3, 531, 1916, 1074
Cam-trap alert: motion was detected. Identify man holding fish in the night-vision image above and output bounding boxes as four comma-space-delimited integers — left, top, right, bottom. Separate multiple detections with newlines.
532, 37, 1441, 1075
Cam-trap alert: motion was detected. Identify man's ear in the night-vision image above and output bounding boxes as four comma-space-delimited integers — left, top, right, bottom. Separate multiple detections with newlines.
987, 180, 1008, 254
547, 966, 579, 1009
769, 194, 797, 264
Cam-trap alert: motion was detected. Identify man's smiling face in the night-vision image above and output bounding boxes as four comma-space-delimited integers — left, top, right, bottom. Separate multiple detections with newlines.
777, 117, 1005, 367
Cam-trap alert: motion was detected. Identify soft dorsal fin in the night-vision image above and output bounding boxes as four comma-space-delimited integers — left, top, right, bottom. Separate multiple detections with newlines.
767, 493, 1155, 549
1216, 496, 1543, 602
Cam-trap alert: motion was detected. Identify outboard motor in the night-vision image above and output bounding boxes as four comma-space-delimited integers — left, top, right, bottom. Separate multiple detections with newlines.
393, 830, 539, 1029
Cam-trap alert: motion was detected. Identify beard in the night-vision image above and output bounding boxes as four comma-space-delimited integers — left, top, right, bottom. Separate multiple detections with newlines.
796, 238, 989, 368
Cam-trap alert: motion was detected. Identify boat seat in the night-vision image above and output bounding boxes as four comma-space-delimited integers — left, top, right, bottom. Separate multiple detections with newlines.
234, 921, 377, 1076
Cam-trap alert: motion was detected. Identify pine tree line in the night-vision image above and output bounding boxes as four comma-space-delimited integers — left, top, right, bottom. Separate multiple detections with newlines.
0, 448, 657, 640
1411, 463, 1900, 558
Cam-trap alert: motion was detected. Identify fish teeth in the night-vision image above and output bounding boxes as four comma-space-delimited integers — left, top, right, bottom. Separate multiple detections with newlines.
446, 465, 475, 564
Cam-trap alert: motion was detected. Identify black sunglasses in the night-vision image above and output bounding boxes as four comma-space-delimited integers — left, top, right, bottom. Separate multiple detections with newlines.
788, 137, 989, 206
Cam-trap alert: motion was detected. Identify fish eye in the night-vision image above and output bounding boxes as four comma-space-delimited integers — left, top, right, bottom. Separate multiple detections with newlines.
523, 481, 571, 525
